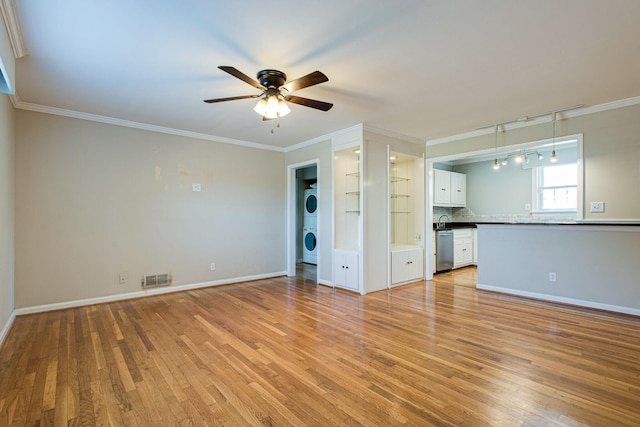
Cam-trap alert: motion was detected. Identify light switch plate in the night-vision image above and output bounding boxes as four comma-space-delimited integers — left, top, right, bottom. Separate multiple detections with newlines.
590, 201, 604, 213
192, 183, 201, 192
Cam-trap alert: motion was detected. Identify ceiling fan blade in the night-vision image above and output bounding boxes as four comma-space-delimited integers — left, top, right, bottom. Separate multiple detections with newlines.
218, 66, 263, 90
285, 95, 333, 111
282, 71, 328, 93
203, 94, 261, 103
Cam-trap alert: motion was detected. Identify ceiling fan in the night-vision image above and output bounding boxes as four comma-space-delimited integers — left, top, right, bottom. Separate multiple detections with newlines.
204, 66, 333, 121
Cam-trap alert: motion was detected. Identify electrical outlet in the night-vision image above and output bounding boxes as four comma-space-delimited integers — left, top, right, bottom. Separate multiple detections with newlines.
590, 201, 604, 213
192, 183, 201, 192
549, 272, 556, 282
525, 203, 531, 211
210, 263, 216, 271
414, 234, 422, 242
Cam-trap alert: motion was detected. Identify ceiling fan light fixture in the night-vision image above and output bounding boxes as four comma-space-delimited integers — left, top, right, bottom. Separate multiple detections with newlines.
258, 94, 291, 119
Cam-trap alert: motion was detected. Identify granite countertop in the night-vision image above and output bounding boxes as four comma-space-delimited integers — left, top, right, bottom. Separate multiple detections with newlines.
433, 221, 640, 229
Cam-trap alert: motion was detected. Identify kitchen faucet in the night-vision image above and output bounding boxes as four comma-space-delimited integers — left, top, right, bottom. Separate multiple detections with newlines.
438, 214, 450, 229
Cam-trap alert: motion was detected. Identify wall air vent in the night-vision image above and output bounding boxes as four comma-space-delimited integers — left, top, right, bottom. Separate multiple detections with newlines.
141, 273, 172, 289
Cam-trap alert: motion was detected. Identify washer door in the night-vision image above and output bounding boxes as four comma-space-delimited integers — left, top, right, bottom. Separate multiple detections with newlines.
304, 232, 317, 251
305, 194, 317, 215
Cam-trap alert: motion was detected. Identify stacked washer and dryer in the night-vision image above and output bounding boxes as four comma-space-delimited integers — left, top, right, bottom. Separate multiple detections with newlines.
302, 185, 318, 264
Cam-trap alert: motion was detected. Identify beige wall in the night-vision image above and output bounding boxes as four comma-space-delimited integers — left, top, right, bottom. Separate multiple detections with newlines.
478, 225, 640, 314
427, 103, 640, 220
15, 110, 286, 308
0, 93, 14, 332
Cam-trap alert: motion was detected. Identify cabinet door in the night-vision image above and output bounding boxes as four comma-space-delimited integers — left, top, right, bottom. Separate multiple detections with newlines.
335, 250, 359, 290
461, 239, 473, 264
344, 251, 359, 290
407, 248, 424, 281
450, 172, 466, 206
391, 251, 409, 284
433, 170, 451, 205
453, 229, 473, 267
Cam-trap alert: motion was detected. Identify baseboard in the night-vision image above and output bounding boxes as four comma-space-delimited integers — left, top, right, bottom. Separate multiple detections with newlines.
318, 279, 333, 287
477, 284, 640, 316
0, 310, 16, 347
14, 271, 288, 316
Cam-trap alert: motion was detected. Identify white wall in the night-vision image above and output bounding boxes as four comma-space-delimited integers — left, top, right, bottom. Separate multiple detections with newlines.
15, 110, 286, 308
477, 224, 640, 314
0, 93, 14, 338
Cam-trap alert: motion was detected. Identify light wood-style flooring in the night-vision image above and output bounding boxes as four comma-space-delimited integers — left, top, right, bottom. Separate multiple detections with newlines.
1, 265, 639, 426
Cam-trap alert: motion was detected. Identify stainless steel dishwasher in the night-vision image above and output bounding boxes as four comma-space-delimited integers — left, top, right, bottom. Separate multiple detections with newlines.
436, 229, 454, 272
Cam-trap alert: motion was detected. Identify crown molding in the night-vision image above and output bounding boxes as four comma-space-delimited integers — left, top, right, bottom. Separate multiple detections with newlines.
426, 95, 640, 146
0, 0, 26, 58
284, 123, 363, 152
363, 124, 424, 145
14, 100, 287, 152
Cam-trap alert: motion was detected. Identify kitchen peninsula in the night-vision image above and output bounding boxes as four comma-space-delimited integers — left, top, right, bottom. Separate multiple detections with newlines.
476, 222, 640, 315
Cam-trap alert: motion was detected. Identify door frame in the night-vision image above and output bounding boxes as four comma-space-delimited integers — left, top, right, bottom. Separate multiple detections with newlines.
286, 159, 320, 278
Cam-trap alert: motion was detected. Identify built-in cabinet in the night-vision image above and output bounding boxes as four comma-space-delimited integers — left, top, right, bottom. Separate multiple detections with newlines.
434, 169, 466, 207
453, 228, 474, 268
391, 247, 423, 284
334, 249, 359, 290
332, 128, 425, 293
334, 141, 362, 292
390, 152, 424, 286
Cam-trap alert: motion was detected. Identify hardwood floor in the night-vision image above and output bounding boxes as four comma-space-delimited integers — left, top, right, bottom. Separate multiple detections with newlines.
1, 267, 639, 426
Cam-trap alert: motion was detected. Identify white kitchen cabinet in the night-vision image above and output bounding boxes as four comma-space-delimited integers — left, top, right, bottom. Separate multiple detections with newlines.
433, 169, 466, 207
450, 172, 466, 206
334, 250, 359, 291
433, 169, 451, 205
453, 229, 473, 268
391, 247, 423, 285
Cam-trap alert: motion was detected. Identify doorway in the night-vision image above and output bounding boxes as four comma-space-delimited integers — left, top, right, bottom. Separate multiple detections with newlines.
287, 160, 319, 283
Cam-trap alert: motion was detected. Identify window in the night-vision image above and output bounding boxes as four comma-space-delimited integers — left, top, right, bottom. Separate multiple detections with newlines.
534, 163, 577, 212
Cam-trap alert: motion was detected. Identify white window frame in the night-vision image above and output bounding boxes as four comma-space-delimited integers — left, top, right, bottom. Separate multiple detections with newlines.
532, 163, 578, 214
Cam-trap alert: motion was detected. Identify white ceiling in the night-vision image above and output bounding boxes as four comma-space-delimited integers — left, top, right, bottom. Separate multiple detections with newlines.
10, 0, 640, 150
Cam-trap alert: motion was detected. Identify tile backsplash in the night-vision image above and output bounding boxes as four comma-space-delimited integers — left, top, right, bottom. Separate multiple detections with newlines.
433, 206, 575, 224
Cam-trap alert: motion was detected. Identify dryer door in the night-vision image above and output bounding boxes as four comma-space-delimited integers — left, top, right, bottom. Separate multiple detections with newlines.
305, 193, 317, 215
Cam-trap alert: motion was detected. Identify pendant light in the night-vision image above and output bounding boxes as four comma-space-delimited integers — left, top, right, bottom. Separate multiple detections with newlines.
550, 111, 558, 162
492, 124, 500, 170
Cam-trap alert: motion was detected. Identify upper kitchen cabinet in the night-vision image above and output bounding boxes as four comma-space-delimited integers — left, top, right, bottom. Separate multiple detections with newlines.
434, 169, 466, 207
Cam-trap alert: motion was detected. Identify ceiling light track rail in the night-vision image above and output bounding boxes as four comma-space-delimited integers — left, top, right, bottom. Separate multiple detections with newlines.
478, 104, 584, 131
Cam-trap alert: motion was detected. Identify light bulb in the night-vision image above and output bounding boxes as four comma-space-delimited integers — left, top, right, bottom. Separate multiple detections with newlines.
493, 159, 500, 170
501, 158, 508, 166
550, 150, 558, 162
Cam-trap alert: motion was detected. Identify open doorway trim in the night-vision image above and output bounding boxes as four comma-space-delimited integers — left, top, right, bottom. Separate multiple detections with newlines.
286, 159, 320, 279
425, 134, 583, 281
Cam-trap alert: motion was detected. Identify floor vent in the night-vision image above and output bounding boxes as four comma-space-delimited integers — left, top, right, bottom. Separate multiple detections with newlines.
141, 273, 172, 289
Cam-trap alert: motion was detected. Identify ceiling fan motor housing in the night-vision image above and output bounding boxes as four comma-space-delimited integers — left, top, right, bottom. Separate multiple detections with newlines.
257, 69, 287, 89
